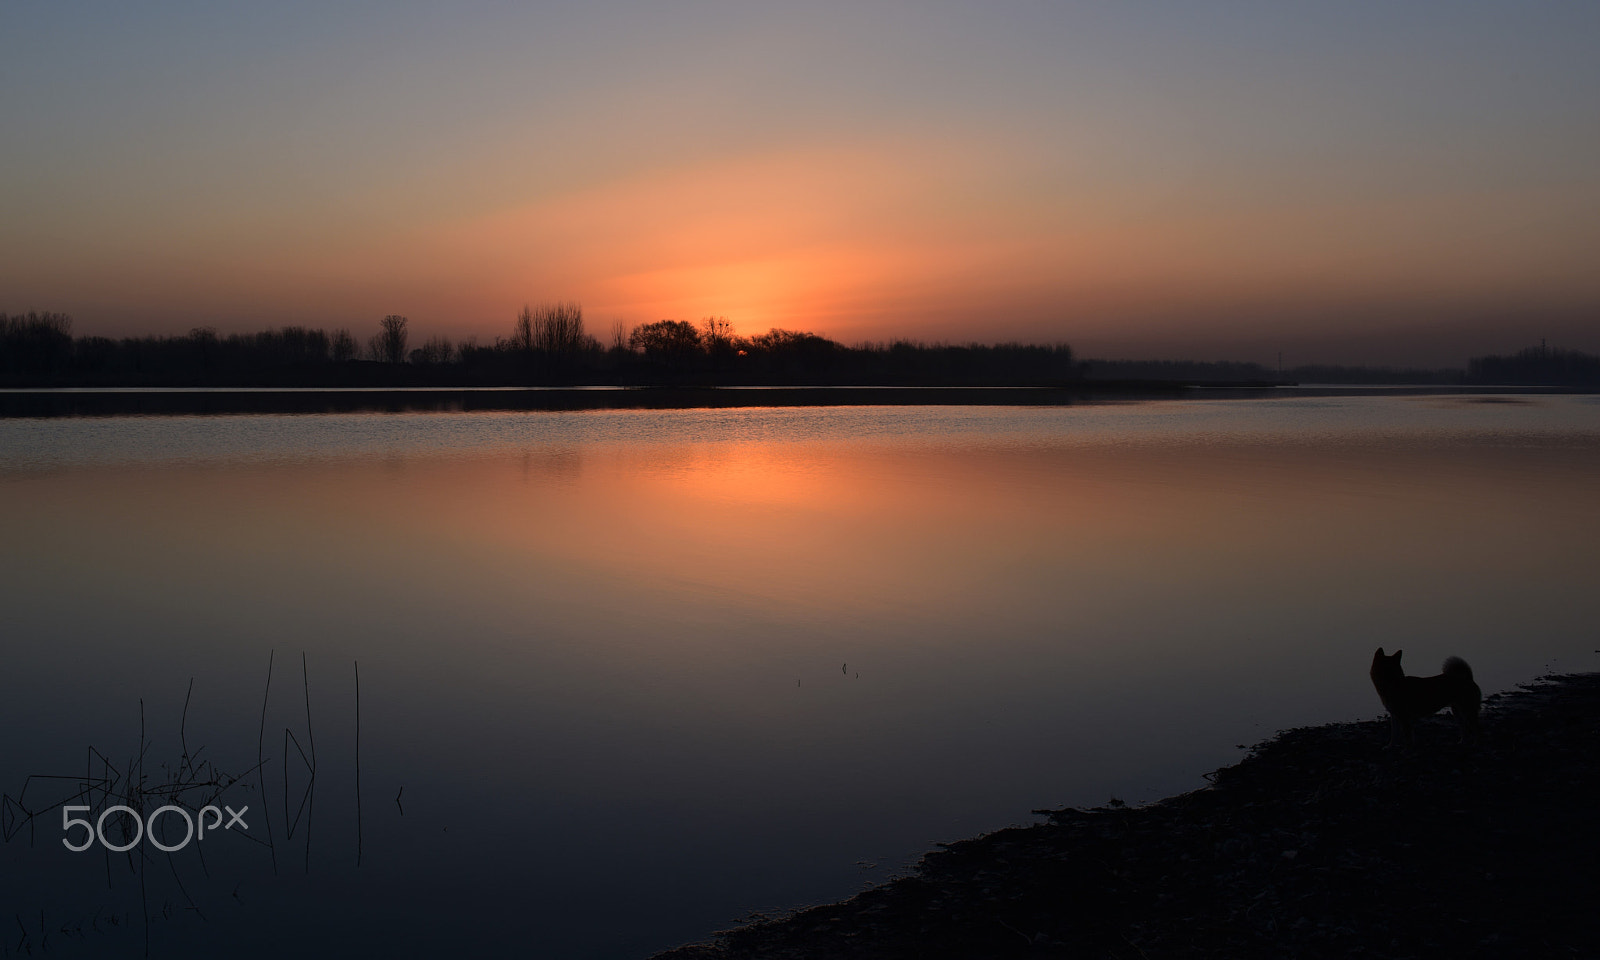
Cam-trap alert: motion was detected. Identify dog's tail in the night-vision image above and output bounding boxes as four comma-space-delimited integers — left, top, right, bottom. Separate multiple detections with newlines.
1442, 656, 1474, 681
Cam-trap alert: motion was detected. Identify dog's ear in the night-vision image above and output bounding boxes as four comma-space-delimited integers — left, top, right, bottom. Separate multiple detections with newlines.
1374, 647, 1385, 657
1393, 649, 1402, 661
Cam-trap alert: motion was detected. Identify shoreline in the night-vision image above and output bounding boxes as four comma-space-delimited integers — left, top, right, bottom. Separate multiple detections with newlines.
1, 383, 1589, 418
654, 673, 1600, 958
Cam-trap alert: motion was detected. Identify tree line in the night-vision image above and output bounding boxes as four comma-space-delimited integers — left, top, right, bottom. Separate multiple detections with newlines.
1466, 342, 1600, 385
0, 307, 1078, 387
5, 307, 1595, 387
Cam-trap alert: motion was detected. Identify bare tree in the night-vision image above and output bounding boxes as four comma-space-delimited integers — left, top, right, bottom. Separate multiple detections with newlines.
701, 316, 736, 363
701, 316, 733, 350
513, 306, 535, 353
506, 301, 590, 358
371, 315, 409, 363
532, 302, 586, 356
331, 328, 357, 362
410, 335, 454, 365
0, 311, 74, 374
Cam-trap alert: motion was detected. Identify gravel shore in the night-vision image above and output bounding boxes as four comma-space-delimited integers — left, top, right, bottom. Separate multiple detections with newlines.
655, 673, 1600, 959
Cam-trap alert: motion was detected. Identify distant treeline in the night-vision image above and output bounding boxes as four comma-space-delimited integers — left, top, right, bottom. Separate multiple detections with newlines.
1081, 359, 1465, 385
1081, 346, 1600, 386
1467, 343, 1600, 385
0, 308, 1076, 387
4, 308, 1596, 387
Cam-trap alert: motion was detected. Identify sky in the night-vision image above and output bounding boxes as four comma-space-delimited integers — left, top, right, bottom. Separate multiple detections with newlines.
3, 1, 1598, 365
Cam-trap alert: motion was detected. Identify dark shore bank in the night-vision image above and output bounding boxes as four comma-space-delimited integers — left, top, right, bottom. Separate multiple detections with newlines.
655, 673, 1600, 959
0, 384, 1219, 418
1, 383, 1585, 418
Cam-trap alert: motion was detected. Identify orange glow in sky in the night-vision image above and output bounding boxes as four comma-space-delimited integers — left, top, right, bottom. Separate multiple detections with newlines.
4, 3, 1599, 365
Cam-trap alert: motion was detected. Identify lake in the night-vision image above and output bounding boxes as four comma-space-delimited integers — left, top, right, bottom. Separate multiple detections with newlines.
2, 394, 1598, 957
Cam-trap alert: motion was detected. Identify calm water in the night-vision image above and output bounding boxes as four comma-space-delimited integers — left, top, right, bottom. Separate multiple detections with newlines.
2, 395, 1599, 957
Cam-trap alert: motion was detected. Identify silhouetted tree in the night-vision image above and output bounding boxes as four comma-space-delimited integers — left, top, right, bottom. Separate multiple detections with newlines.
410, 335, 454, 365
741, 327, 840, 380
0, 312, 74, 375
629, 320, 701, 360
1, 307, 1107, 387
372, 315, 409, 363
750, 327, 836, 356
512, 306, 536, 353
1468, 344, 1600, 385
187, 327, 219, 369
507, 301, 590, 358
702, 316, 734, 352
331, 328, 357, 363
531, 301, 587, 356
251, 326, 330, 364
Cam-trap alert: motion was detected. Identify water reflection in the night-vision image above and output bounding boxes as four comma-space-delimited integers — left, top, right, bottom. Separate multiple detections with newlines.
1, 397, 1598, 957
